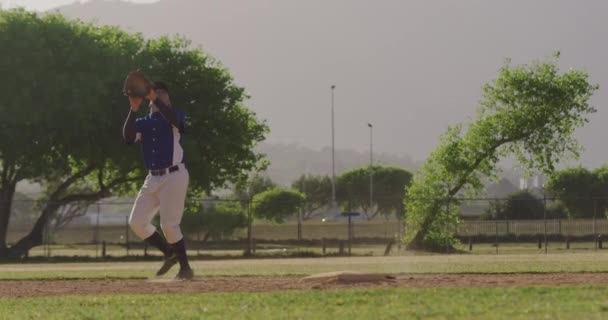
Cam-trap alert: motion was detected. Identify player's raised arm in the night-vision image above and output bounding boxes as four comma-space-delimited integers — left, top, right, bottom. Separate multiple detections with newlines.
146, 82, 180, 129
122, 96, 142, 144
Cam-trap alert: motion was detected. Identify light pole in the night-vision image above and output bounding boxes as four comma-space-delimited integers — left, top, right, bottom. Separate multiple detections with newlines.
368, 123, 373, 217
330, 85, 337, 208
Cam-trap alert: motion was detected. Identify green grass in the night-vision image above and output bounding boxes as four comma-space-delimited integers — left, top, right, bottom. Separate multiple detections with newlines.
2, 254, 607, 319
3, 253, 608, 280
2, 286, 608, 319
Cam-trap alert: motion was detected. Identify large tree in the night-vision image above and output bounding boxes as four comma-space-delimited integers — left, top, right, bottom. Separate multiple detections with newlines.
292, 174, 332, 220
234, 174, 276, 201
251, 188, 305, 224
487, 190, 545, 220
405, 54, 598, 251
292, 174, 332, 240
181, 199, 247, 243
546, 166, 608, 218
337, 165, 412, 218
0, 10, 268, 258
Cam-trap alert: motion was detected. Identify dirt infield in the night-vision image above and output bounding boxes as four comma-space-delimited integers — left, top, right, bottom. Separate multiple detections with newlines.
3, 273, 608, 298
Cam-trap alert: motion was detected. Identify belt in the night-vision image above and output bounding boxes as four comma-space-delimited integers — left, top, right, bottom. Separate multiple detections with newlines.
150, 164, 180, 176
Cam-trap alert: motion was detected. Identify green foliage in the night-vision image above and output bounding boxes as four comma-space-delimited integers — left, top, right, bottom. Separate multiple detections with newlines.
292, 174, 332, 219
337, 165, 412, 218
546, 166, 608, 218
251, 188, 305, 223
181, 200, 247, 241
234, 175, 276, 200
405, 54, 598, 250
0, 9, 268, 255
485, 190, 546, 220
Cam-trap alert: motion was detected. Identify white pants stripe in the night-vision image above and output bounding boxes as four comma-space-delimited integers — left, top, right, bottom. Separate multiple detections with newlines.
128, 164, 189, 244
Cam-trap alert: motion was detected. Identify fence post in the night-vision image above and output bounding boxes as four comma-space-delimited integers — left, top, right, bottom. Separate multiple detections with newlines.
594, 199, 598, 251
197, 231, 201, 256
102, 241, 106, 258
247, 198, 254, 256
495, 215, 499, 255
322, 238, 327, 255
446, 198, 450, 254
297, 206, 303, 242
401, 195, 406, 250
45, 217, 51, 258
543, 194, 547, 254
348, 215, 352, 256
43, 217, 47, 258
125, 215, 129, 257
397, 215, 403, 251
469, 237, 473, 251
95, 202, 101, 259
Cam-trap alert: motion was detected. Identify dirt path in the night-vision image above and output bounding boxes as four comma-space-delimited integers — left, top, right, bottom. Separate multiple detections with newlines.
3, 273, 608, 298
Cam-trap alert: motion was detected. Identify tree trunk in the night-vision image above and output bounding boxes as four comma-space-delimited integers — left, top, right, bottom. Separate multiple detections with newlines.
297, 209, 302, 241
6, 203, 60, 259
406, 230, 429, 250
0, 180, 17, 255
405, 202, 453, 252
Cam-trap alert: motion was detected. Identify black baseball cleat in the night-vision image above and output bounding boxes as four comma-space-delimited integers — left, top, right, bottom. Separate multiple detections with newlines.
156, 254, 179, 276
174, 267, 194, 281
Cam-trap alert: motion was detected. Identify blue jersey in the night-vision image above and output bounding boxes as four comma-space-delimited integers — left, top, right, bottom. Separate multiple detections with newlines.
134, 109, 186, 170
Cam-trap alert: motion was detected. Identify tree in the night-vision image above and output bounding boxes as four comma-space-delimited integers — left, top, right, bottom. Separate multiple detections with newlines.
251, 188, 305, 224
0, 10, 137, 257
231, 173, 275, 251
292, 174, 332, 240
594, 165, 608, 218
546, 166, 608, 218
0, 10, 268, 258
234, 175, 276, 201
487, 190, 545, 220
337, 165, 412, 218
485, 190, 567, 220
181, 200, 247, 243
292, 174, 332, 220
405, 54, 598, 251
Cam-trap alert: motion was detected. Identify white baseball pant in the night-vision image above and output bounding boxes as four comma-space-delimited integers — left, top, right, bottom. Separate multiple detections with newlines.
128, 163, 189, 244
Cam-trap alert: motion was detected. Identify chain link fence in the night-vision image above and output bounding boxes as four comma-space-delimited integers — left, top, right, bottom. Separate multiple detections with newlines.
4, 195, 608, 259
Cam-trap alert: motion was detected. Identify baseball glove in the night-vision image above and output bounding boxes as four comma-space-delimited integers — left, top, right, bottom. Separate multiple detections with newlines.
122, 70, 153, 98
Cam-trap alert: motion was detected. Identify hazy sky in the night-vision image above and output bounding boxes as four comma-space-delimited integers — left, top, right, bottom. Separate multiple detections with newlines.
0, 0, 157, 11
7, 1, 608, 168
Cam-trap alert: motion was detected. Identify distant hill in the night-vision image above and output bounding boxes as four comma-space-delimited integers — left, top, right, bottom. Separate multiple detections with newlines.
256, 143, 418, 185
12, 140, 523, 196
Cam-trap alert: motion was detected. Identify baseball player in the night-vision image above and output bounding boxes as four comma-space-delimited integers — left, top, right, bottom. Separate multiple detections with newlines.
122, 81, 194, 280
